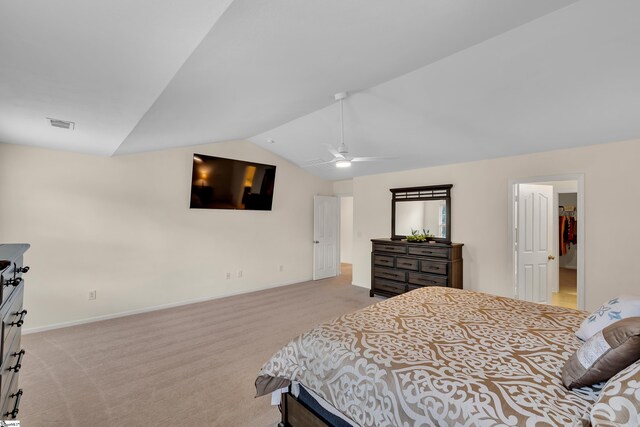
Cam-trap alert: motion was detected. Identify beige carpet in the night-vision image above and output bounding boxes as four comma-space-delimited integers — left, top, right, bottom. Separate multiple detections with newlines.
20, 264, 377, 426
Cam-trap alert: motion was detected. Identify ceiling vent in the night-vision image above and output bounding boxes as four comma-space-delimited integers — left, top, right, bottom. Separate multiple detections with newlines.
47, 118, 75, 130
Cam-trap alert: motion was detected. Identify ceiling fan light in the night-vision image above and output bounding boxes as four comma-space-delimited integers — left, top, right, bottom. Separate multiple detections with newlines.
335, 160, 351, 168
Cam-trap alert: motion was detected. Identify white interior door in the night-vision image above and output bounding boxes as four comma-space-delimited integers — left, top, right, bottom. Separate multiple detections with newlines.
517, 184, 553, 304
313, 196, 339, 280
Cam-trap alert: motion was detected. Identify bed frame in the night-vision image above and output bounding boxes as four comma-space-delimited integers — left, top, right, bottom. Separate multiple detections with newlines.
278, 391, 331, 427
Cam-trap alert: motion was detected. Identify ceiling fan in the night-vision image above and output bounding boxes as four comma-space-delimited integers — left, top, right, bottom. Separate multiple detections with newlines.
315, 92, 395, 168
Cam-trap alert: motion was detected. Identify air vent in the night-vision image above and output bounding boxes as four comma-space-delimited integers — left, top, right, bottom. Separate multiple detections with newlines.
47, 118, 75, 130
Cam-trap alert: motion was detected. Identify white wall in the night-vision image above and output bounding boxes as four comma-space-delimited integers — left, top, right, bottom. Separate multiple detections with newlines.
0, 140, 331, 331
352, 139, 640, 311
340, 197, 353, 264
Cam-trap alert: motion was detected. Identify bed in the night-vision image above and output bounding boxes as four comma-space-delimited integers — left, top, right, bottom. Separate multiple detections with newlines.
256, 286, 605, 426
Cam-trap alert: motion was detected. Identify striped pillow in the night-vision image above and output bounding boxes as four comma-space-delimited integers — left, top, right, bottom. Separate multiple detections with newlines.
563, 317, 640, 389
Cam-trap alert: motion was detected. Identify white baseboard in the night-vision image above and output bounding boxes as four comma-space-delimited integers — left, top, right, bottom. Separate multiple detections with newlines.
23, 278, 309, 335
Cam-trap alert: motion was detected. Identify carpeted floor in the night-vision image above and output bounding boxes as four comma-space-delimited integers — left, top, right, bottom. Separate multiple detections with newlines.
20, 264, 377, 426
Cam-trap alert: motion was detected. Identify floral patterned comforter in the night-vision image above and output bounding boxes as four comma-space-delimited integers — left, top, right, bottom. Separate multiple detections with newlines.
256, 287, 601, 426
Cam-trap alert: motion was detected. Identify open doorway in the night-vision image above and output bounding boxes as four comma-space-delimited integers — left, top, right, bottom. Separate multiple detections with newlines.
339, 196, 353, 282
556, 192, 578, 308
509, 175, 584, 310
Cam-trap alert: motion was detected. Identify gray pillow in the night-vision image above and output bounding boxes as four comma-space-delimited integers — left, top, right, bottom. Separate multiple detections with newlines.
563, 317, 640, 389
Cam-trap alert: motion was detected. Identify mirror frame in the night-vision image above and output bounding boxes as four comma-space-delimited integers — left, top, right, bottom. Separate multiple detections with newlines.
390, 184, 452, 243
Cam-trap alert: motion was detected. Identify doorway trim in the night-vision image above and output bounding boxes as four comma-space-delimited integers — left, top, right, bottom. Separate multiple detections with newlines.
508, 174, 585, 309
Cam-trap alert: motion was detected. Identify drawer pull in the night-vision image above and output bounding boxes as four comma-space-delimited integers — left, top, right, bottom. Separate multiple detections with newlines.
8, 349, 26, 373
399, 262, 413, 266
4, 389, 22, 419
4, 277, 22, 287
18, 266, 30, 274
10, 309, 27, 327
425, 265, 442, 270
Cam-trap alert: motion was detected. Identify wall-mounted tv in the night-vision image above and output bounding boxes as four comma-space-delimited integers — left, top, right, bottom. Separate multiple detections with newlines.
190, 153, 276, 211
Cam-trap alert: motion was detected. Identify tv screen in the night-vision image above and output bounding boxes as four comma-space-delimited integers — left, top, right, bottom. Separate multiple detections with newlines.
189, 154, 276, 210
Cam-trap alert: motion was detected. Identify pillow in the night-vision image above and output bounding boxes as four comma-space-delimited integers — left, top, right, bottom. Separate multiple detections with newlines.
576, 295, 640, 341
590, 360, 640, 426
563, 317, 640, 389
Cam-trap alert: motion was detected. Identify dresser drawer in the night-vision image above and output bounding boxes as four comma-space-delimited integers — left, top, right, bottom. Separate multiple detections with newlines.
1, 371, 21, 420
2, 287, 25, 367
0, 262, 11, 281
407, 246, 449, 258
1, 334, 22, 405
395, 257, 418, 271
374, 267, 406, 282
408, 272, 448, 287
372, 255, 394, 268
373, 243, 406, 254
370, 240, 462, 298
373, 278, 406, 295
420, 259, 448, 275
0, 263, 20, 309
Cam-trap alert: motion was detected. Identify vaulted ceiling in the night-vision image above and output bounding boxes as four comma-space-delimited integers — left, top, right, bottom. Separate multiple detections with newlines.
2, 1, 639, 180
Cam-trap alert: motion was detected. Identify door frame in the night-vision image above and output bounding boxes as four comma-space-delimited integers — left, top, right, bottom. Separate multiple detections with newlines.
508, 174, 585, 309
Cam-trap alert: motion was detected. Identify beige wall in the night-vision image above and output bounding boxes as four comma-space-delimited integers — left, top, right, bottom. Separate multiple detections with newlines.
332, 179, 353, 196
352, 139, 640, 311
0, 140, 331, 331
340, 197, 353, 264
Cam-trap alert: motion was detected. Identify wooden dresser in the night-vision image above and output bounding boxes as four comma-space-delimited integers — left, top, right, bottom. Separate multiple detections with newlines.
0, 244, 30, 420
370, 239, 462, 298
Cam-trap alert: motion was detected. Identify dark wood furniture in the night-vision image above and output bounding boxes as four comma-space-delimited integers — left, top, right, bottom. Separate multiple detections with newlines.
279, 391, 329, 427
370, 239, 462, 298
0, 244, 30, 420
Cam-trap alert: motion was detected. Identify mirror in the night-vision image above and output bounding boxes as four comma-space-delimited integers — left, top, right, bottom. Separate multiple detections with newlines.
395, 200, 447, 238
391, 185, 452, 243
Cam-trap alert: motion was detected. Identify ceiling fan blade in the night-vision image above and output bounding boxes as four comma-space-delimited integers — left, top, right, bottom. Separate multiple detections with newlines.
302, 158, 337, 167
351, 156, 399, 162
323, 143, 344, 159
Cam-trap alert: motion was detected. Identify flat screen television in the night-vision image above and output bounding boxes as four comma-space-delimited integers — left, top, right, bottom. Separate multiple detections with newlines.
189, 153, 276, 211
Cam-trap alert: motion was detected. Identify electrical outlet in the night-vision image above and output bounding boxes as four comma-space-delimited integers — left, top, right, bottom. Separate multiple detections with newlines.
237, 270, 243, 278
279, 265, 284, 272
226, 272, 231, 280
88, 290, 97, 300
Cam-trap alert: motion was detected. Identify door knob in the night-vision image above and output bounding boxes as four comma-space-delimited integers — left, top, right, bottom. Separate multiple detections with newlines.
548, 255, 556, 260
314, 240, 319, 244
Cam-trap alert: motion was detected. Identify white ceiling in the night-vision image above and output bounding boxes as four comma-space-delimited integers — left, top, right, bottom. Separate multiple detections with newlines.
0, 0, 233, 155
2, 1, 640, 180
